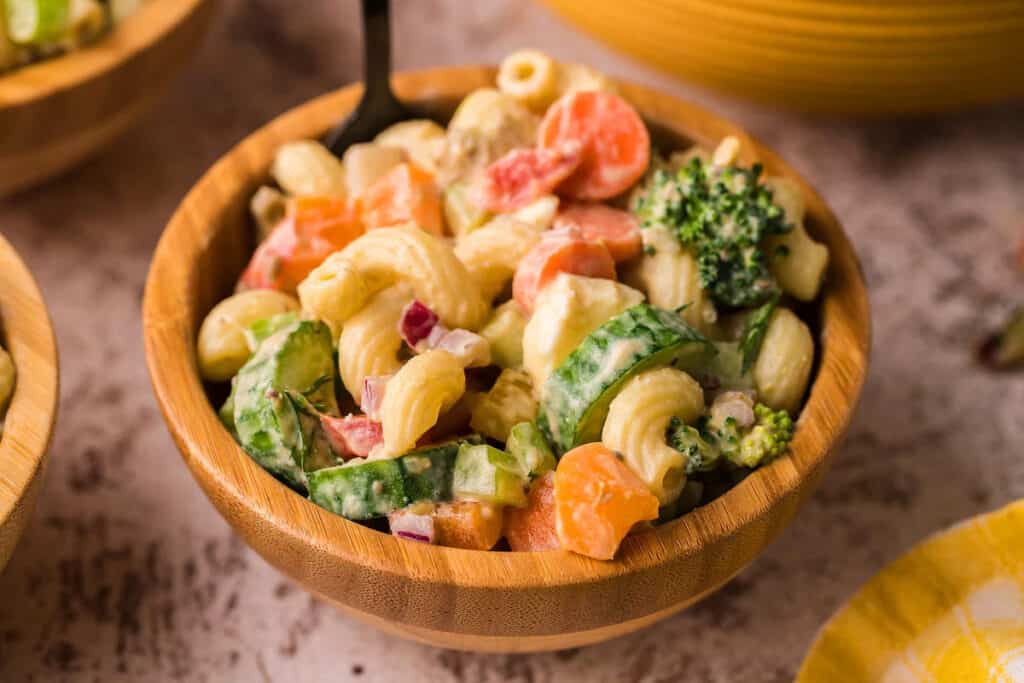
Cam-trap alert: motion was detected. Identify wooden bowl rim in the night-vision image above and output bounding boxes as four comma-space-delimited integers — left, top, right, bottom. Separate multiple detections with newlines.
0, 0, 208, 107
143, 65, 870, 591
0, 234, 59, 533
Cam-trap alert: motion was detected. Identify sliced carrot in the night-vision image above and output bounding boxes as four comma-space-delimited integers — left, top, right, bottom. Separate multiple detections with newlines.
554, 443, 659, 560
538, 91, 650, 201
554, 202, 642, 262
434, 501, 504, 550
238, 195, 363, 293
512, 228, 616, 314
471, 142, 582, 213
504, 472, 560, 552
361, 162, 444, 234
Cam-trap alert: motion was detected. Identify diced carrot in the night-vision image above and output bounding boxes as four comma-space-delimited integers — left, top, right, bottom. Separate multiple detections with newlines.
471, 142, 582, 213
554, 202, 642, 262
361, 162, 443, 234
239, 196, 363, 293
538, 91, 650, 200
512, 228, 616, 314
433, 501, 504, 550
554, 443, 659, 560
504, 472, 560, 552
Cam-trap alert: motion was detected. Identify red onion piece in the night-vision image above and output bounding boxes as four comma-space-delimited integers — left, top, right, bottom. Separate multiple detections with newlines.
399, 300, 441, 347
388, 509, 436, 544
361, 375, 391, 420
320, 414, 383, 460
709, 391, 756, 429
435, 329, 491, 368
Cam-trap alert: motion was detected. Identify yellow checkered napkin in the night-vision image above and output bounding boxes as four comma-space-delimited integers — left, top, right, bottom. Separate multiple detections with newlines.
798, 500, 1024, 682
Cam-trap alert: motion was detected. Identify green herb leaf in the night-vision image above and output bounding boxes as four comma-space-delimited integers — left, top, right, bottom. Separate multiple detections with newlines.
738, 295, 778, 373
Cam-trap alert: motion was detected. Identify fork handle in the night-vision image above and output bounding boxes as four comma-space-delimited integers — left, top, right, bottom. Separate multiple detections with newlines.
361, 0, 395, 106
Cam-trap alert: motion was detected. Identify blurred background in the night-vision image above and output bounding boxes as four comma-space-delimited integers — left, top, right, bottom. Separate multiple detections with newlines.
0, 1, 1022, 680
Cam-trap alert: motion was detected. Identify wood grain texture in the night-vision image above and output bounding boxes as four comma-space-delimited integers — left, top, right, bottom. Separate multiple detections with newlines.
0, 0, 219, 198
0, 234, 59, 571
540, 0, 1024, 115
142, 66, 871, 652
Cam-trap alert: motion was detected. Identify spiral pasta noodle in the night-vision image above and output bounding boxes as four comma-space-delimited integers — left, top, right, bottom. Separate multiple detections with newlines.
298, 224, 490, 334
602, 367, 705, 504
337, 285, 411, 403
378, 350, 466, 458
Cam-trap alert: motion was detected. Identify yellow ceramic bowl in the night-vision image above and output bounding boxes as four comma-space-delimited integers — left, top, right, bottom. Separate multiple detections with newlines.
541, 0, 1024, 115
798, 500, 1024, 681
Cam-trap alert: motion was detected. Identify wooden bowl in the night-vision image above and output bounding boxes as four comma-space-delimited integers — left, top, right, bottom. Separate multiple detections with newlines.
143, 66, 870, 652
541, 0, 1024, 115
0, 234, 59, 571
0, 0, 218, 198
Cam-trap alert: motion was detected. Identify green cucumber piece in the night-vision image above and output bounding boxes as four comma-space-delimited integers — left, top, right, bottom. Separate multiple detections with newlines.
5, 0, 70, 45
397, 437, 482, 503
453, 443, 527, 507
233, 320, 338, 489
307, 460, 407, 520
539, 304, 715, 453
285, 390, 340, 473
505, 422, 556, 480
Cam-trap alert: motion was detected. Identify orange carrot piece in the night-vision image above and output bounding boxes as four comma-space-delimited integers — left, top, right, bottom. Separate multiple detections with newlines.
554, 443, 658, 560
538, 91, 650, 200
361, 162, 443, 234
512, 229, 616, 314
554, 202, 642, 262
504, 472, 560, 552
238, 195, 363, 293
434, 501, 504, 550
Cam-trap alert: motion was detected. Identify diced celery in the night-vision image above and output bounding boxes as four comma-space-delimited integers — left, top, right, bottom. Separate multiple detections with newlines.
505, 422, 556, 480
453, 444, 527, 507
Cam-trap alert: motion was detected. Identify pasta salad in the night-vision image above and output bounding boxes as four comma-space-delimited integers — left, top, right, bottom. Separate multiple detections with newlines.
198, 50, 830, 560
0, 0, 143, 73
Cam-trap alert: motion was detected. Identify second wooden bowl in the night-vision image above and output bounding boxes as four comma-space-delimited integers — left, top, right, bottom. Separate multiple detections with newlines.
0, 0, 218, 199
143, 66, 870, 652
0, 234, 59, 571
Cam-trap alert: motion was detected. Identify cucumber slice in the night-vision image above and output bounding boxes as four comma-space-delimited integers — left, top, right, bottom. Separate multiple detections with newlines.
539, 304, 715, 453
5, 0, 70, 45
233, 320, 338, 489
285, 390, 339, 473
453, 443, 527, 507
505, 422, 556, 480
308, 460, 407, 520
398, 440, 463, 503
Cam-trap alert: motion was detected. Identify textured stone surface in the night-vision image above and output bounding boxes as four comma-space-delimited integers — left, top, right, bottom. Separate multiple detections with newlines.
1, 1, 1022, 681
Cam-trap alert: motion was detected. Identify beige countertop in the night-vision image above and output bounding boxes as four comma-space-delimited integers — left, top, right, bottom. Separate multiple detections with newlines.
1, 1, 1022, 681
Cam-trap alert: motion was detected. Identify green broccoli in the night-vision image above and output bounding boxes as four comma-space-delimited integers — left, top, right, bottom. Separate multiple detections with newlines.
634, 158, 792, 309
668, 403, 793, 472
728, 404, 794, 468
668, 417, 721, 475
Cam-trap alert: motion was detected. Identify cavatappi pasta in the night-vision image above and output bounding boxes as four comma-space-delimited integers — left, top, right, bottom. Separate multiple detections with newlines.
200, 50, 829, 560
1, 0, 145, 74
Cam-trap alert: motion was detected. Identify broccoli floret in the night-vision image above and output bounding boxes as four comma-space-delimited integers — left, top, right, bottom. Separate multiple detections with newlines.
727, 404, 794, 468
669, 404, 793, 472
634, 158, 792, 309
668, 416, 721, 475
